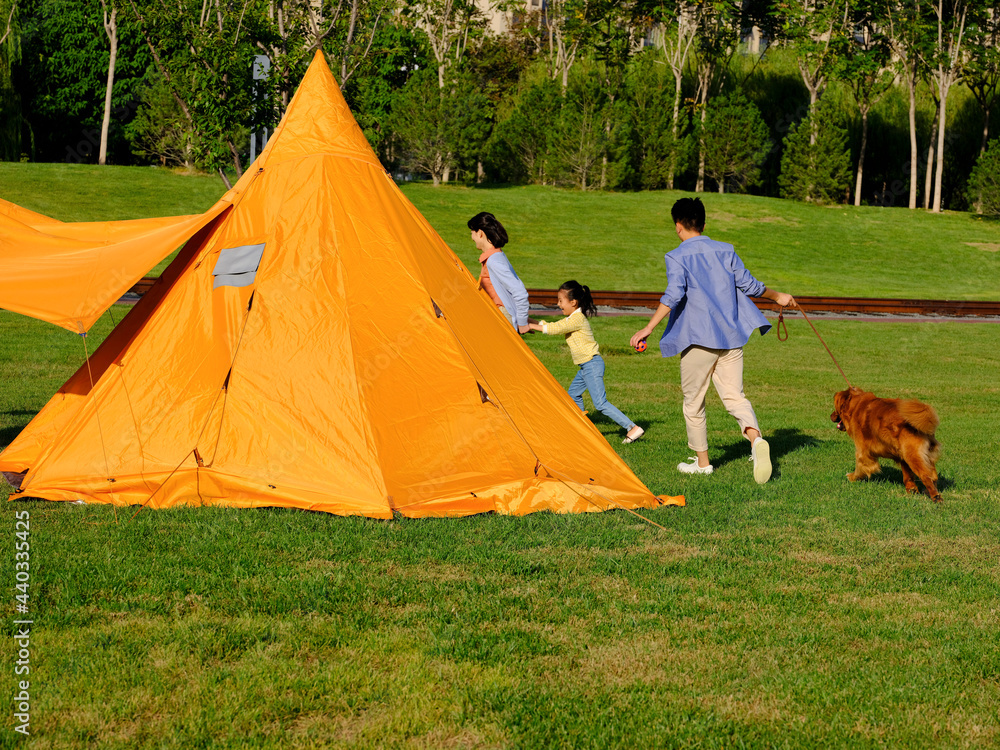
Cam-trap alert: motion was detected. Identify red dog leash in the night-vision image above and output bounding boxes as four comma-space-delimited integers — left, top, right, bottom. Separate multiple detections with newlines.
776, 306, 852, 388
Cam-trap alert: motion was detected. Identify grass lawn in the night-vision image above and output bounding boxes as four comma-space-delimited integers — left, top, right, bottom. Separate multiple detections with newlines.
2, 307, 998, 748
2, 163, 1000, 298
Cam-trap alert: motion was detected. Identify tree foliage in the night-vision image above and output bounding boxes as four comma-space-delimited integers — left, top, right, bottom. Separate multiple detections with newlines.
967, 137, 1000, 216
1, 0, 997, 212
700, 91, 770, 193
779, 98, 852, 203
389, 68, 490, 185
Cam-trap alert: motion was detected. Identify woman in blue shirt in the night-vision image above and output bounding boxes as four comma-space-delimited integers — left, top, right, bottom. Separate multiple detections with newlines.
630, 198, 796, 484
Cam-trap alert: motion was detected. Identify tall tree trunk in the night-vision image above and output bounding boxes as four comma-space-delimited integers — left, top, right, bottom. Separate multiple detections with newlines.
695, 105, 706, 192
923, 99, 939, 210
99, 1, 118, 166
932, 83, 948, 213
907, 64, 918, 209
668, 73, 682, 189
808, 88, 819, 146
853, 109, 869, 206
981, 105, 991, 156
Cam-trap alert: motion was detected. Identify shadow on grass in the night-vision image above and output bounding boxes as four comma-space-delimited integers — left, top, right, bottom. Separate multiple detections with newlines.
713, 427, 823, 472
851, 465, 956, 496
591, 416, 668, 438
0, 412, 33, 448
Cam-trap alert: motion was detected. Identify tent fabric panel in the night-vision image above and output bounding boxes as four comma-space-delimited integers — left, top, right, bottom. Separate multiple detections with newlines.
198, 289, 392, 509
0, 201, 230, 331
373, 177, 663, 510
0, 215, 228, 473
0, 198, 62, 225
198, 164, 393, 505
328, 162, 538, 507
13, 469, 393, 519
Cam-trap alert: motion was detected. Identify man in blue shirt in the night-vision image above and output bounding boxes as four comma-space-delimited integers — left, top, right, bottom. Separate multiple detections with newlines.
630, 198, 796, 483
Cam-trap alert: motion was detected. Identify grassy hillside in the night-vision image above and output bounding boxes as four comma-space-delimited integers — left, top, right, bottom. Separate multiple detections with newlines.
2, 163, 999, 299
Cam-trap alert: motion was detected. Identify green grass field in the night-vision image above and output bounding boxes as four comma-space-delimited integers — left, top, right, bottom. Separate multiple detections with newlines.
2, 165, 999, 747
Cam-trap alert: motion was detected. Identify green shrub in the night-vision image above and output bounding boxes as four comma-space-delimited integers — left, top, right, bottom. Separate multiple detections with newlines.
700, 91, 771, 193
967, 138, 1000, 217
779, 97, 852, 204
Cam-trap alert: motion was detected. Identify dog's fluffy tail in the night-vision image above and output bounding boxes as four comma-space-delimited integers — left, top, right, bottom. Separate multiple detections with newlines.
899, 400, 939, 435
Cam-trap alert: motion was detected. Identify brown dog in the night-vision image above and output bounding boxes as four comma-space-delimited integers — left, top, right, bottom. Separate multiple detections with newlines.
831, 387, 942, 502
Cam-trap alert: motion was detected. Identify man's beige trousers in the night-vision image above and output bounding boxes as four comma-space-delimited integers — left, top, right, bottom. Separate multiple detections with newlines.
679, 345, 760, 452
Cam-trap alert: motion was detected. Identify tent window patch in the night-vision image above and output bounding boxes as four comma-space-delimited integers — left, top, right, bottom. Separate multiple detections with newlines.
213, 243, 265, 288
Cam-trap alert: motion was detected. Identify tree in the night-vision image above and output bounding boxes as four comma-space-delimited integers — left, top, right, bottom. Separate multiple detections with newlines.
550, 64, 608, 189
775, 0, 850, 143
700, 91, 770, 193
0, 0, 15, 48
487, 74, 561, 184
407, 0, 481, 89
590, 0, 647, 189
254, 0, 389, 111
16, 0, 149, 164
923, 0, 971, 212
692, 0, 742, 191
839, 0, 894, 205
0, 0, 19, 160
650, 0, 699, 188
390, 68, 489, 185
341, 18, 428, 167
406, 0, 484, 182
620, 50, 684, 190
127, 0, 256, 185
885, 0, 934, 209
542, 0, 595, 92
966, 136, 1000, 215
128, 72, 196, 167
98, 0, 117, 165
779, 98, 852, 203
965, 4, 999, 156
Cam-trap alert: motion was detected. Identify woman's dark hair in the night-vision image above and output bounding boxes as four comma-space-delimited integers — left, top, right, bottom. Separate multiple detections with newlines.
671, 197, 706, 232
559, 280, 597, 318
467, 212, 509, 248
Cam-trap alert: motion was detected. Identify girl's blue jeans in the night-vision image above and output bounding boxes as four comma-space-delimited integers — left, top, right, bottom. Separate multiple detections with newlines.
568, 355, 635, 431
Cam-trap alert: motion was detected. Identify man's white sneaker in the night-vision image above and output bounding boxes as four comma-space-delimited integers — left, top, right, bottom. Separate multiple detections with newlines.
751, 437, 772, 484
677, 457, 713, 475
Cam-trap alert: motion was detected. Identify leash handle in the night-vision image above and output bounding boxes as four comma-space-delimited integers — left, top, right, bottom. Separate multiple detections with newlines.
778, 305, 852, 388
776, 311, 788, 342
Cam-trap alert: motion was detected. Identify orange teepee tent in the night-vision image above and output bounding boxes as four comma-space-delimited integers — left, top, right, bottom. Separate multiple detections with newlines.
0, 52, 683, 518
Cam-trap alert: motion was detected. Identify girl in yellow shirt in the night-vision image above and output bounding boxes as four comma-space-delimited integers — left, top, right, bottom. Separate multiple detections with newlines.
528, 281, 644, 444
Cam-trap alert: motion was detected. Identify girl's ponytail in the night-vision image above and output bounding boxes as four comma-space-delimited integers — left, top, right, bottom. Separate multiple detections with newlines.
559, 280, 597, 318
